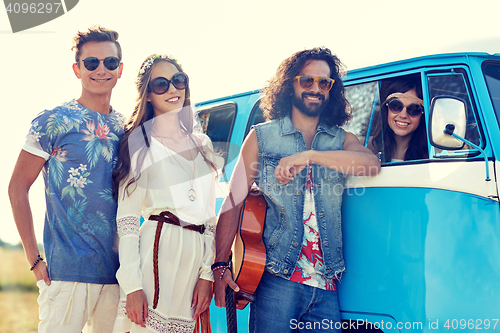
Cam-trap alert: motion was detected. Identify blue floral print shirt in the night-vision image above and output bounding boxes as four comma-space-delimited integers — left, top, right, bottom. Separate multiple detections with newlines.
23, 100, 125, 284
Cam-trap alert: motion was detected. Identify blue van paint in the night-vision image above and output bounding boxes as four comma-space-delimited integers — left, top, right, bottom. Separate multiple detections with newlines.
196, 53, 500, 332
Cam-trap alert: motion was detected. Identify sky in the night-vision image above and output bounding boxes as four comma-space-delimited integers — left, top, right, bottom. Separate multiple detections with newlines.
1, 0, 499, 246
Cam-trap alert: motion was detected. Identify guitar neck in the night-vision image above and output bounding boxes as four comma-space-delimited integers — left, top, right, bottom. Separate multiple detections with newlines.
225, 285, 237, 333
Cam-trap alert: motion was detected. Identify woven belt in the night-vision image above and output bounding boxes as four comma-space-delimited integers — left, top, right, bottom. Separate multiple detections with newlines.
148, 211, 206, 309
149, 211, 206, 234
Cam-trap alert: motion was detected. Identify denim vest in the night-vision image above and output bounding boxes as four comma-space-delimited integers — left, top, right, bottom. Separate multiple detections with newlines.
253, 116, 346, 280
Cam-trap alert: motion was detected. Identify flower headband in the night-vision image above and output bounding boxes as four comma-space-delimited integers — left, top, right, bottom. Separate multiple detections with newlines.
138, 54, 178, 76
383, 92, 424, 106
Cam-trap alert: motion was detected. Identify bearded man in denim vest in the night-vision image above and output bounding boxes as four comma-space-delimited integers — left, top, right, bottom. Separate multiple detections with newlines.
213, 47, 381, 332
9, 26, 124, 333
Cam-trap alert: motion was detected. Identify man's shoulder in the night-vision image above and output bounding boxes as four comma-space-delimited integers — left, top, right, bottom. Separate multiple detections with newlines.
106, 110, 126, 135
46, 100, 124, 120
318, 121, 345, 136
29, 100, 79, 125
253, 118, 280, 131
51, 99, 84, 113
109, 107, 126, 120
34, 99, 82, 117
39, 101, 125, 126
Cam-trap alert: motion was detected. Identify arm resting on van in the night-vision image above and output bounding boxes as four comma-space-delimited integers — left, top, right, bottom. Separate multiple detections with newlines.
274, 132, 381, 184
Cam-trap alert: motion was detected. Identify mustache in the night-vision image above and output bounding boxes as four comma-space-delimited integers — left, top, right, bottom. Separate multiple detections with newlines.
302, 92, 325, 100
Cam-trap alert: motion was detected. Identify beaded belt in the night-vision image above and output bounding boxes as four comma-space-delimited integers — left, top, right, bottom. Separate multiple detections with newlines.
148, 211, 206, 309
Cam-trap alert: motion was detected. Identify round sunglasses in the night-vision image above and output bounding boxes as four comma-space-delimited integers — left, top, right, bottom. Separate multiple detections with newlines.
81, 57, 121, 71
148, 72, 189, 95
386, 98, 424, 117
294, 75, 335, 92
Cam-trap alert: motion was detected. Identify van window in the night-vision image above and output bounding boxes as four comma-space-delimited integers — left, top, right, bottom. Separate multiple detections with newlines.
427, 71, 482, 157
482, 61, 500, 129
345, 74, 428, 164
343, 81, 379, 139
245, 100, 266, 137
196, 102, 237, 171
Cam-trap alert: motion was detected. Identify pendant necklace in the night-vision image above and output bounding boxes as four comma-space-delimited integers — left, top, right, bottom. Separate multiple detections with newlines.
153, 128, 197, 201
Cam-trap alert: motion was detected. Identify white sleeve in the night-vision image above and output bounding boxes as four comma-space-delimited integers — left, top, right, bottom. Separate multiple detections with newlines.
199, 218, 215, 281
198, 134, 219, 281
115, 169, 148, 295
200, 134, 224, 179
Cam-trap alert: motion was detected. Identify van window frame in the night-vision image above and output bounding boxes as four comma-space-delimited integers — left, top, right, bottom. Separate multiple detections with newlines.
424, 66, 485, 159
195, 101, 238, 173
345, 70, 432, 166
244, 98, 265, 137
481, 60, 500, 131
344, 66, 486, 165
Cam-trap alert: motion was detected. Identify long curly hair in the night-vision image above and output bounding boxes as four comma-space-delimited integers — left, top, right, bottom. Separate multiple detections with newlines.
112, 54, 195, 199
372, 76, 429, 162
260, 47, 350, 127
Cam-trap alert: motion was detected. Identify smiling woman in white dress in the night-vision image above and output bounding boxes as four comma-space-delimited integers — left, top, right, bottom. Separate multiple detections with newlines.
111, 54, 221, 333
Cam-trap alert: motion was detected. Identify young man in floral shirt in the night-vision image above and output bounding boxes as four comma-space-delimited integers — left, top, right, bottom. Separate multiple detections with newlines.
9, 25, 125, 333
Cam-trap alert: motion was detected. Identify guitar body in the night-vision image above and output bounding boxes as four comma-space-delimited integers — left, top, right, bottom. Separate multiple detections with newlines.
231, 188, 267, 310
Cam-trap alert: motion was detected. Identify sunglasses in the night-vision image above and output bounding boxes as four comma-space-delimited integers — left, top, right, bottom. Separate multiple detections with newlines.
386, 98, 424, 117
294, 75, 335, 92
148, 72, 189, 95
80, 57, 121, 71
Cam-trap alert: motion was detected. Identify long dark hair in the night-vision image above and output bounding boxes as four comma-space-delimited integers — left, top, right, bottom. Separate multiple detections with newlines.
372, 76, 428, 162
112, 55, 215, 200
260, 47, 350, 127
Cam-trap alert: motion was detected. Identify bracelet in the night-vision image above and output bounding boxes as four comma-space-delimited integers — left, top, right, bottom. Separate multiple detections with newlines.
212, 265, 227, 271
30, 254, 44, 271
212, 265, 230, 280
219, 266, 229, 280
211, 261, 228, 271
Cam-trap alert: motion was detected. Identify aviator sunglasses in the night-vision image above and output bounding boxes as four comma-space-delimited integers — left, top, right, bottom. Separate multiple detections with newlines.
80, 56, 121, 71
294, 75, 335, 92
148, 72, 189, 95
386, 98, 424, 117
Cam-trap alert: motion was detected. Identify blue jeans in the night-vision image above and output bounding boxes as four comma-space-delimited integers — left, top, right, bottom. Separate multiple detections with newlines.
249, 271, 341, 333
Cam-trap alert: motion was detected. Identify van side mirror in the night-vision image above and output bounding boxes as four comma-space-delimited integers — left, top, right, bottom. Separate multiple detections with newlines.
430, 97, 491, 182
428, 96, 467, 150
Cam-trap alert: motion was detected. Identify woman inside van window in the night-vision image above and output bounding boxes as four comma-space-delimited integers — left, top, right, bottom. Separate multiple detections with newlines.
365, 77, 429, 162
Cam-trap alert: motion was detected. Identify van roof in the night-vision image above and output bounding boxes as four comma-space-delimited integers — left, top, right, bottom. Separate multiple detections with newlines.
344, 52, 500, 81
196, 52, 500, 106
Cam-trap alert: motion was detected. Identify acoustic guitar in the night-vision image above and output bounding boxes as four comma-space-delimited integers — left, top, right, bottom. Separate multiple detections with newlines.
225, 188, 267, 332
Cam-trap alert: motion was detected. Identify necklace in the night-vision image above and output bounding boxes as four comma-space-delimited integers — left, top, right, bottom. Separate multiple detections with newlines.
152, 128, 197, 201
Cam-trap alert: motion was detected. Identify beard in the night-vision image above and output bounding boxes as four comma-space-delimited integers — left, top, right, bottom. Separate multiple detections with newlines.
292, 92, 328, 118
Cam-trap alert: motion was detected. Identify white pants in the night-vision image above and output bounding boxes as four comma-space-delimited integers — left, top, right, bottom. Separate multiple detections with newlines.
37, 280, 119, 333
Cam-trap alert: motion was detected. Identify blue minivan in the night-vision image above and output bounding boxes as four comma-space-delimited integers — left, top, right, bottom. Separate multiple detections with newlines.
195, 53, 500, 332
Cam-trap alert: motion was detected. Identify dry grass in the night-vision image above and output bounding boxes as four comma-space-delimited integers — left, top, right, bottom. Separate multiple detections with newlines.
0, 248, 39, 332
0, 248, 37, 292
0, 291, 39, 333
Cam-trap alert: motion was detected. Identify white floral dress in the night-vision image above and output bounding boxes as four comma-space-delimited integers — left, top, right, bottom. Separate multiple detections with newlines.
112, 134, 220, 333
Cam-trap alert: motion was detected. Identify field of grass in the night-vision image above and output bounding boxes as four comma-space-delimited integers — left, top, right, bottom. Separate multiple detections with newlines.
0, 248, 39, 332
0, 291, 38, 333
0, 247, 38, 292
